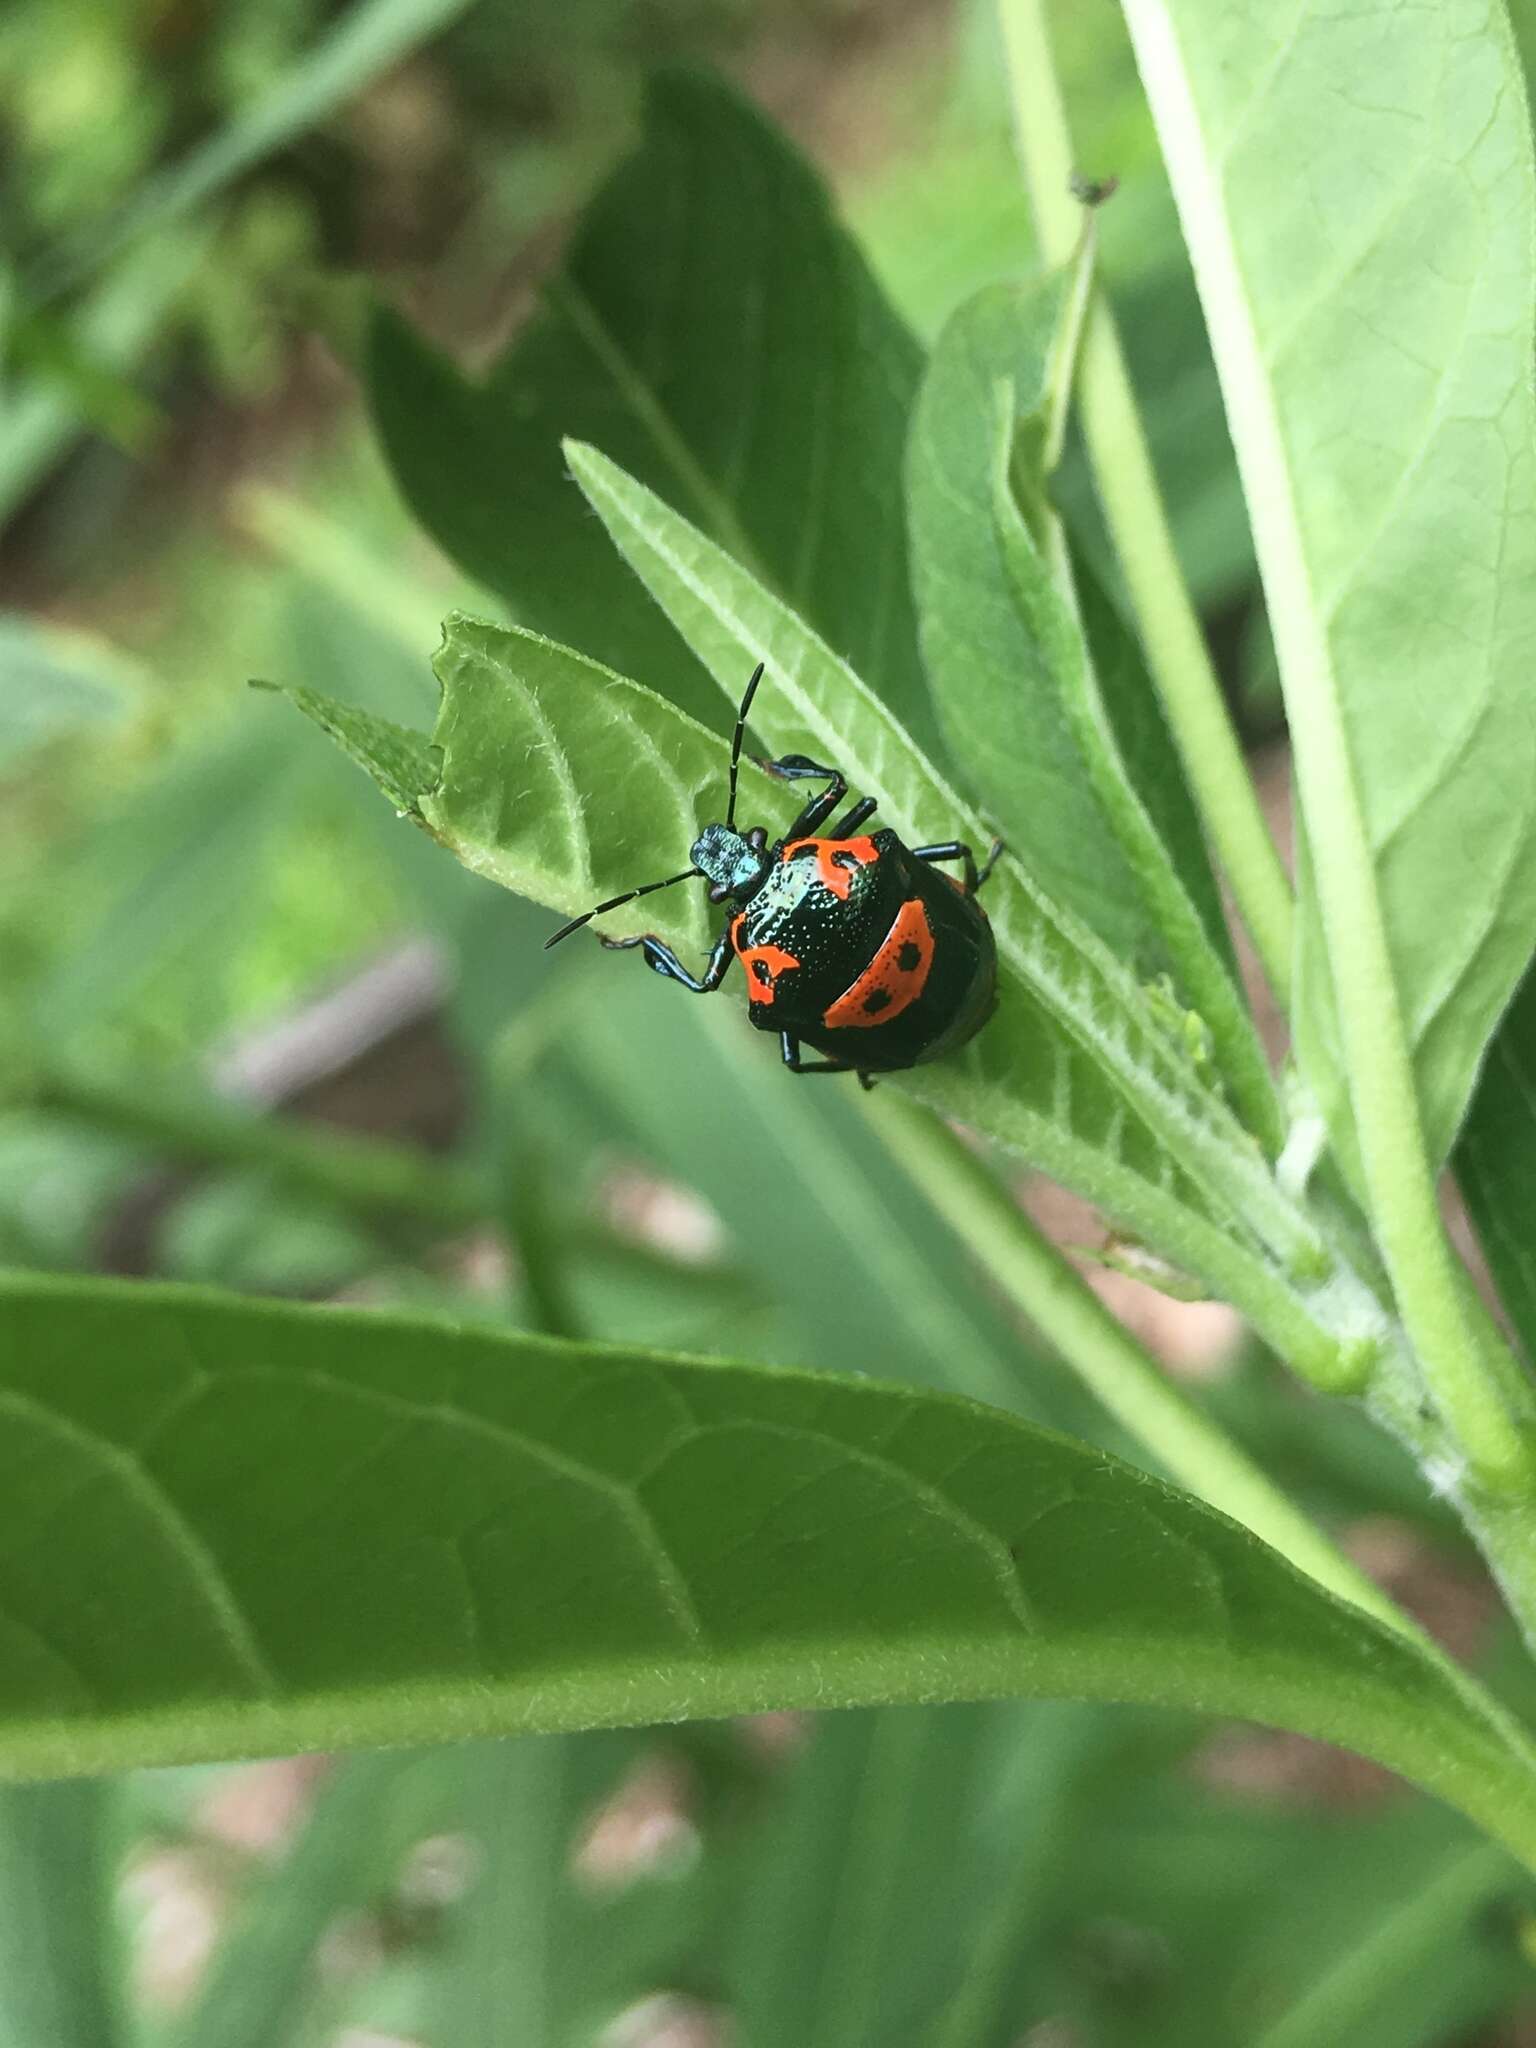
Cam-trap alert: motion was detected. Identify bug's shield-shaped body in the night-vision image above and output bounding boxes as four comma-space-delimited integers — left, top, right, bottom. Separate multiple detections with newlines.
730, 830, 996, 1072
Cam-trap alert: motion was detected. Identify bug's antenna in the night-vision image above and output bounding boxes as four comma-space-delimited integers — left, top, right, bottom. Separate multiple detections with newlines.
544, 868, 700, 949
726, 662, 765, 828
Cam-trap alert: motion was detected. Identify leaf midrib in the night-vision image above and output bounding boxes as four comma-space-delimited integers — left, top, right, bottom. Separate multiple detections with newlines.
549, 275, 771, 587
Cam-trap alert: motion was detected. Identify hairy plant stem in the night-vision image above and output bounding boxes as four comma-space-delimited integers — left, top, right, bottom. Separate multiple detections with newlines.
996, 0, 1294, 1007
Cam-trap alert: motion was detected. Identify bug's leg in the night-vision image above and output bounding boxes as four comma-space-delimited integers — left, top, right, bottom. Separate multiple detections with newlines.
779, 1030, 857, 1076
602, 924, 735, 993
757, 753, 848, 839
830, 795, 879, 836
911, 840, 979, 893
911, 837, 1005, 896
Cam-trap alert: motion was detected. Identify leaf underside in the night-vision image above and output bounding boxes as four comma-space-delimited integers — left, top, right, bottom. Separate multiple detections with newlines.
1, 1271, 1534, 1876
1124, 0, 1536, 1165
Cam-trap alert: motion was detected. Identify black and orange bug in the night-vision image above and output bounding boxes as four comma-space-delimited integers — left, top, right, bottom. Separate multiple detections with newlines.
545, 663, 1001, 1084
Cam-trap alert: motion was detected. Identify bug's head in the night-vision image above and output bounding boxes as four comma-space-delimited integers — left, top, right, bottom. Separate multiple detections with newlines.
541, 660, 774, 950
691, 657, 773, 902
690, 821, 769, 903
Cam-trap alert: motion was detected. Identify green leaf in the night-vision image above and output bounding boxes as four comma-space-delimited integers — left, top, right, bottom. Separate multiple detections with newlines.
367, 70, 938, 750
157, 1174, 384, 1298
267, 613, 797, 960
0, 1778, 120, 2047
905, 273, 1233, 971
3, 1273, 1536, 1873
1073, 555, 1233, 980
249, 679, 437, 818
1039, 1783, 1525, 2047
4, 304, 160, 451
908, 275, 1142, 953
424, 617, 799, 957
1120, 0, 1536, 1169
0, 1115, 145, 1276
906, 276, 1276, 1145
724, 1708, 979, 2046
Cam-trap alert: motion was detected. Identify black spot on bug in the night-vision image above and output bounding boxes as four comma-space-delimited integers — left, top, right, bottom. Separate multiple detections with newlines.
753, 960, 772, 985
863, 989, 893, 1015
897, 940, 921, 972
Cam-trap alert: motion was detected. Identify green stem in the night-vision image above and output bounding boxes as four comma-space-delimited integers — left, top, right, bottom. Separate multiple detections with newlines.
37, 1065, 488, 1230
997, 0, 1295, 1007
1251, 1843, 1513, 2048
1038, 207, 1097, 478
866, 1092, 1404, 1631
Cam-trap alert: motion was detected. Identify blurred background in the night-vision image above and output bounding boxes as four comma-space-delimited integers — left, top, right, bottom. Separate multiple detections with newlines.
8, 0, 1536, 2041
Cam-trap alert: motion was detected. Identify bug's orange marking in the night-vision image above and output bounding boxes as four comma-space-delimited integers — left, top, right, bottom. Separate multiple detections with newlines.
823, 897, 934, 1030
732, 914, 800, 1007
781, 835, 879, 900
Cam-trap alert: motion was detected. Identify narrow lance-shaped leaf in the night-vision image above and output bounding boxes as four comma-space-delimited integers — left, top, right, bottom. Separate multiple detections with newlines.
1121, 0, 1536, 1169
369, 68, 938, 750
5, 1274, 1536, 1876
906, 273, 1278, 1150
907, 277, 1157, 956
